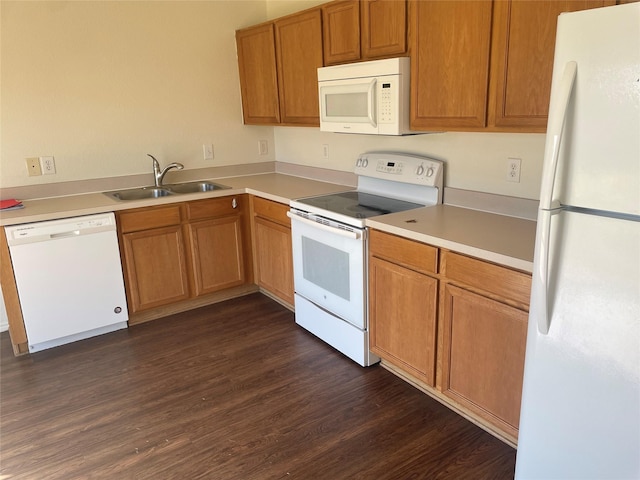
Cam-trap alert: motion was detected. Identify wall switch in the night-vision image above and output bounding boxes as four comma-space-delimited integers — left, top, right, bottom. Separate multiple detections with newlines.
258, 140, 268, 156
40, 156, 56, 175
26, 158, 42, 176
506, 157, 521, 183
322, 144, 329, 159
203, 144, 214, 160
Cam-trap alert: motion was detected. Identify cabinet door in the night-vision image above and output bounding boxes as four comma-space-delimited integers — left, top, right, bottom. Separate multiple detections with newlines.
121, 226, 190, 313
254, 217, 294, 305
236, 23, 280, 125
323, 0, 361, 65
489, 0, 613, 130
369, 256, 438, 386
187, 216, 246, 296
361, 0, 407, 59
441, 284, 527, 439
275, 9, 324, 125
410, 0, 493, 130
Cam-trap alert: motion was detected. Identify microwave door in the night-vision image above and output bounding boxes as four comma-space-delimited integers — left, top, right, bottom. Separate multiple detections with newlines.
319, 78, 377, 133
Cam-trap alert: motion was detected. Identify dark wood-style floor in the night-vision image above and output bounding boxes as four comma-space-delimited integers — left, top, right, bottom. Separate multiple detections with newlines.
1, 293, 516, 479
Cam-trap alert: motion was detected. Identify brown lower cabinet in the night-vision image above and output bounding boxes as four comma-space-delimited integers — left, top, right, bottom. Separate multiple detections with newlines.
117, 195, 252, 315
369, 229, 438, 386
369, 229, 531, 445
250, 196, 294, 306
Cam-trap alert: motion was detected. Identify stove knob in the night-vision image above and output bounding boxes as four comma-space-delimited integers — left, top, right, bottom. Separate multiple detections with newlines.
426, 167, 435, 177
416, 165, 425, 176
356, 158, 362, 167
362, 157, 369, 168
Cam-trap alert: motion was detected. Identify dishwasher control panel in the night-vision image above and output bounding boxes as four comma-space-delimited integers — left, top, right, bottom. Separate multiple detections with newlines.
5, 213, 117, 244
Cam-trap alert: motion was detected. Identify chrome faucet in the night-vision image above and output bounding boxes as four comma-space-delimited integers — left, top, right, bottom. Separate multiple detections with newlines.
148, 154, 184, 187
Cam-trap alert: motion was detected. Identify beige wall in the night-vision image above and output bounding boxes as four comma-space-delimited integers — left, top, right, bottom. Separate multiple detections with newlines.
274, 129, 545, 200
1, 0, 275, 189
1, 0, 545, 200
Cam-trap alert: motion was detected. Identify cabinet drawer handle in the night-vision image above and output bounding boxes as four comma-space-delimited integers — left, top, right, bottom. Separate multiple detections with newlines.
232, 198, 238, 209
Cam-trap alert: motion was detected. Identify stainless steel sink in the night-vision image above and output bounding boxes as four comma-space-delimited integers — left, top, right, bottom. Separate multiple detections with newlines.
105, 181, 230, 201
105, 186, 174, 201
165, 181, 230, 194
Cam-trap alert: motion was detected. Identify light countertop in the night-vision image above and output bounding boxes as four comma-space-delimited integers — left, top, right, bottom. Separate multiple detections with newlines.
1, 173, 535, 272
366, 205, 536, 272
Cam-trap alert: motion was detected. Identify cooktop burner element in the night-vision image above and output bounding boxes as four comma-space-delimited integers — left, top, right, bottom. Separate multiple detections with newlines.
299, 191, 424, 220
290, 151, 444, 228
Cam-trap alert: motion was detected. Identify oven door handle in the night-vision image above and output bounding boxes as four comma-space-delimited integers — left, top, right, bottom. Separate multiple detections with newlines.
287, 211, 362, 240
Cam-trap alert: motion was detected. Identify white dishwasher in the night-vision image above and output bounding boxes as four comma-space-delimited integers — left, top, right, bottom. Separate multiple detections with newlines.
5, 212, 129, 353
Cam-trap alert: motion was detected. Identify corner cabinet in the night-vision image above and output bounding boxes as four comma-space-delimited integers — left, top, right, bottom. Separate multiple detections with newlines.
236, 7, 323, 126
250, 196, 294, 306
117, 195, 253, 318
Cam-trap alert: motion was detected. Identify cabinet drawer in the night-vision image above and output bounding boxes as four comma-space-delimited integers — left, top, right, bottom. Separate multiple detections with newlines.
186, 195, 243, 221
441, 250, 531, 306
369, 229, 438, 275
118, 205, 182, 234
252, 196, 290, 226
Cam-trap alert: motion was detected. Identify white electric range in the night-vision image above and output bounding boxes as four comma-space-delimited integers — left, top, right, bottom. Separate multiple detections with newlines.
288, 152, 444, 366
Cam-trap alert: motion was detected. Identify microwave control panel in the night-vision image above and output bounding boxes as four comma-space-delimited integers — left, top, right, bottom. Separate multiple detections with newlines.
379, 81, 395, 124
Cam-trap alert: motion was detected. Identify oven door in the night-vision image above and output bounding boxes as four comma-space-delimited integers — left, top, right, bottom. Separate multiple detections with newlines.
288, 211, 366, 329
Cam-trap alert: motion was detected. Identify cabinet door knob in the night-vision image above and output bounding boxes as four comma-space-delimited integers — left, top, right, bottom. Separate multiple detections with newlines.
232, 198, 238, 209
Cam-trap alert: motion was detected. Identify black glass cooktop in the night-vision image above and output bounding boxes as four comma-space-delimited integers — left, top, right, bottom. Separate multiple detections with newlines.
297, 191, 424, 219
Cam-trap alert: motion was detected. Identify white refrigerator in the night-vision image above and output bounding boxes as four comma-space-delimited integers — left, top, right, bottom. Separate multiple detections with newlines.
515, 3, 640, 479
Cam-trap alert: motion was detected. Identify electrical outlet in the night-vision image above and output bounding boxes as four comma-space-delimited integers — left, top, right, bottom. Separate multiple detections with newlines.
506, 157, 521, 183
40, 156, 56, 175
203, 144, 214, 160
26, 158, 42, 176
258, 140, 268, 156
322, 144, 329, 159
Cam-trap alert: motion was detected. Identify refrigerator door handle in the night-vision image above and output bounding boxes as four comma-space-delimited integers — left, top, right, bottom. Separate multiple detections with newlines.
539, 61, 577, 211
536, 208, 561, 334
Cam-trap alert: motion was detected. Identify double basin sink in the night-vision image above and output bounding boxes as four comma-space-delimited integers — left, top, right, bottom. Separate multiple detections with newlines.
105, 181, 230, 201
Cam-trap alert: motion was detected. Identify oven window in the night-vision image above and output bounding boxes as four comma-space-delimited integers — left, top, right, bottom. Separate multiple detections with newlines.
301, 237, 350, 300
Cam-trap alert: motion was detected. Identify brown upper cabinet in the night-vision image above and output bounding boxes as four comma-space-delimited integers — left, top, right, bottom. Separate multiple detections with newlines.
488, 0, 615, 131
235, 24, 280, 125
274, 9, 324, 126
410, 0, 493, 130
236, 8, 323, 126
410, 0, 615, 133
323, 0, 407, 65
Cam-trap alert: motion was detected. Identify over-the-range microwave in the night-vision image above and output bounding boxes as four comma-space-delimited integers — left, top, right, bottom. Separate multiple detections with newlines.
318, 57, 412, 135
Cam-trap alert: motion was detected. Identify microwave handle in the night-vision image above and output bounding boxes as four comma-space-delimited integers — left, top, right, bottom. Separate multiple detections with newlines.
368, 78, 377, 128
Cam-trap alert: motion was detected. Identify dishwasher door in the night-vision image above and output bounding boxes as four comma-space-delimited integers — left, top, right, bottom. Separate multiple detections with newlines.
5, 213, 128, 352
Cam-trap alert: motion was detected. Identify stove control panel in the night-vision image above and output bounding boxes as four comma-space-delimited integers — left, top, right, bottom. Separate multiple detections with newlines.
354, 152, 443, 188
